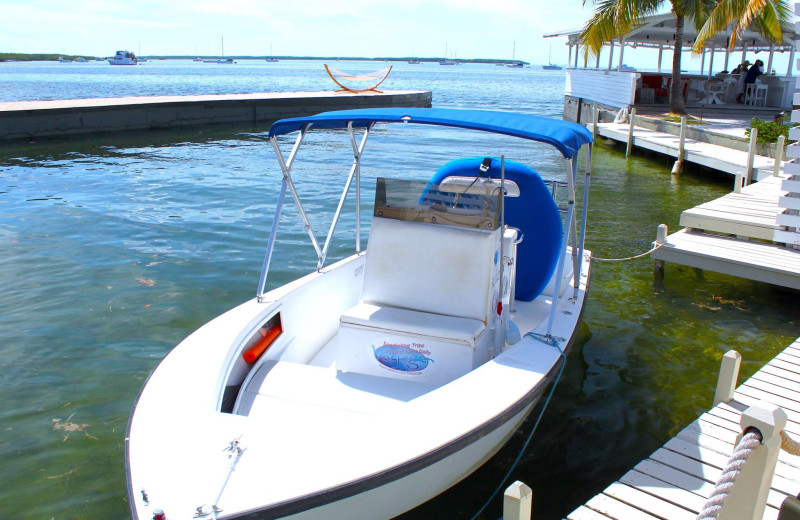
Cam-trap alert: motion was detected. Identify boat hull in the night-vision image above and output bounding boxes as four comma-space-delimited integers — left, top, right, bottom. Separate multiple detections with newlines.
127, 250, 589, 520
231, 404, 537, 519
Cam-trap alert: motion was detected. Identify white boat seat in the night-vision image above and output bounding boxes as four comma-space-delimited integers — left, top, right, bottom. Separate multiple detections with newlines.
360, 217, 498, 322
340, 303, 486, 345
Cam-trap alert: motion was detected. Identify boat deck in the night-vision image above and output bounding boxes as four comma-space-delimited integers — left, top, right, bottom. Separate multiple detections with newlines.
651, 172, 800, 290
591, 121, 778, 179
568, 336, 800, 520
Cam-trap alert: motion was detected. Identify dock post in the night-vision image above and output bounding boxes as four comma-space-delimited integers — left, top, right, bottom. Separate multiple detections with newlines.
716, 405, 787, 520
672, 116, 686, 174
746, 127, 758, 184
654, 223, 668, 280
592, 103, 599, 142
734, 172, 744, 193
713, 350, 742, 406
626, 108, 636, 158
503, 481, 533, 520
773, 134, 785, 177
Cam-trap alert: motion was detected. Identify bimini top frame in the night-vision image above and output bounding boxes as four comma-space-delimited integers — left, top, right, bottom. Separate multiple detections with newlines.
261, 107, 593, 335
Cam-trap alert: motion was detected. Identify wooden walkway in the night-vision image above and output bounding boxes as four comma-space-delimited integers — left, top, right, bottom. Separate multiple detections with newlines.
568, 337, 800, 520
651, 173, 800, 290
680, 175, 787, 241
592, 122, 778, 181
0, 90, 432, 141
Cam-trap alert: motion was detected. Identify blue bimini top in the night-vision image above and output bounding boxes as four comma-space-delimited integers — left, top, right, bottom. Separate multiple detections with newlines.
268, 108, 592, 159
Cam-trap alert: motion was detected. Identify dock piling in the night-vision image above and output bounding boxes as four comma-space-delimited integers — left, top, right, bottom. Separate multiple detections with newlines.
626, 108, 636, 157
773, 134, 785, 177
714, 350, 742, 406
747, 127, 758, 184
715, 405, 787, 520
734, 172, 745, 193
592, 103, 599, 142
671, 116, 687, 174
503, 481, 533, 520
654, 223, 668, 280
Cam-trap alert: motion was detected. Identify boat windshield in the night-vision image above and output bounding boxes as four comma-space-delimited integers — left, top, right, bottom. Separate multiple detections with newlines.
373, 177, 500, 230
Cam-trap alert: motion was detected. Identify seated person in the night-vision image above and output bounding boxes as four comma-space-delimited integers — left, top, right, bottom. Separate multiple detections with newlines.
737, 60, 764, 103
731, 61, 750, 74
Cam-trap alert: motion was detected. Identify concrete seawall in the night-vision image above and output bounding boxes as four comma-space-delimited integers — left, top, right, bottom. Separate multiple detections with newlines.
0, 90, 432, 141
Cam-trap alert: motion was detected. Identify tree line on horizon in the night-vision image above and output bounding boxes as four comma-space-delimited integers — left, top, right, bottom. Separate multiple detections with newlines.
580, 0, 793, 114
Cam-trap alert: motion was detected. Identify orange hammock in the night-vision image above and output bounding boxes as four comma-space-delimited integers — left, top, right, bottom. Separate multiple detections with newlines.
324, 64, 393, 93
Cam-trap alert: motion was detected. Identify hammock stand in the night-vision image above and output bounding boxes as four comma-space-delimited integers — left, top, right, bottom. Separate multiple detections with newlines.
324, 64, 393, 93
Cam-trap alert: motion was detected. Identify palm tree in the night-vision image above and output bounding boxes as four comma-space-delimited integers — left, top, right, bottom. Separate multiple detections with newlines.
580, 0, 717, 114
692, 0, 792, 52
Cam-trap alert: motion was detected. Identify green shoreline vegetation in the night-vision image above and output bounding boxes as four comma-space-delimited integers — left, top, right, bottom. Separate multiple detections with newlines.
0, 52, 528, 65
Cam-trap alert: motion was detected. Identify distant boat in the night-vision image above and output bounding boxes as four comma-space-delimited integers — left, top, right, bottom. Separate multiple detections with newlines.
205, 37, 236, 64
440, 43, 456, 65
266, 44, 278, 62
108, 50, 138, 65
507, 42, 524, 68
408, 59, 421, 64
193, 57, 202, 62
75, 57, 88, 63
57, 57, 72, 63
621, 64, 636, 71
543, 45, 562, 70
95, 57, 105, 62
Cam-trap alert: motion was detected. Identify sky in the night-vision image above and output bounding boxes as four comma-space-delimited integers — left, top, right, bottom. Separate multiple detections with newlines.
1, 1, 795, 73
0, 0, 596, 63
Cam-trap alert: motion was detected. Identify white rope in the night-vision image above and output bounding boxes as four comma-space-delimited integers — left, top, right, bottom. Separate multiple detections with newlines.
591, 242, 664, 262
696, 429, 763, 520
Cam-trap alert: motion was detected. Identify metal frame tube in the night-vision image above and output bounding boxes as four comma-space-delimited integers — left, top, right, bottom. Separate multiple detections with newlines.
259, 130, 314, 297
272, 132, 323, 261
347, 122, 365, 253
257, 177, 288, 299
545, 158, 576, 337
319, 125, 371, 268
575, 145, 592, 297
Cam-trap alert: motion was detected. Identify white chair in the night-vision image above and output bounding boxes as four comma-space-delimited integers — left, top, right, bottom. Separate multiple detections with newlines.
705, 82, 726, 104
745, 82, 768, 106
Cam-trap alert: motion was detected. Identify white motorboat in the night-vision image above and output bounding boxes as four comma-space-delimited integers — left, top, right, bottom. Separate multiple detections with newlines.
126, 108, 593, 520
108, 50, 138, 65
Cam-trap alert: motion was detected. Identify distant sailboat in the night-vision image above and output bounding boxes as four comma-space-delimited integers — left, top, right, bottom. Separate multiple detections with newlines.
542, 44, 562, 70
439, 43, 455, 65
204, 37, 235, 64
507, 41, 523, 68
408, 48, 420, 64
266, 43, 278, 62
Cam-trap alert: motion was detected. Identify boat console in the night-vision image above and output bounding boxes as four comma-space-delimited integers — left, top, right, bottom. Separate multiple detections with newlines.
336, 177, 508, 386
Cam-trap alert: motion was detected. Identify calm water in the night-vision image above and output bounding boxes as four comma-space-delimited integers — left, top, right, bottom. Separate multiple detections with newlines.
0, 60, 797, 520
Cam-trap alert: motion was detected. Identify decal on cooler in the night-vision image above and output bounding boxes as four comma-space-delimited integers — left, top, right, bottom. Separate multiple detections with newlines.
372, 342, 434, 374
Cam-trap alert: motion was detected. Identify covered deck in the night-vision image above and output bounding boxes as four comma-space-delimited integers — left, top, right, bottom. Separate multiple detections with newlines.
548, 13, 798, 119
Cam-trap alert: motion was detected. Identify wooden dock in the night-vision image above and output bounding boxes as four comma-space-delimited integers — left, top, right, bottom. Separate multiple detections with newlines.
568, 337, 800, 520
651, 173, 800, 290
591, 121, 778, 181
0, 90, 432, 141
